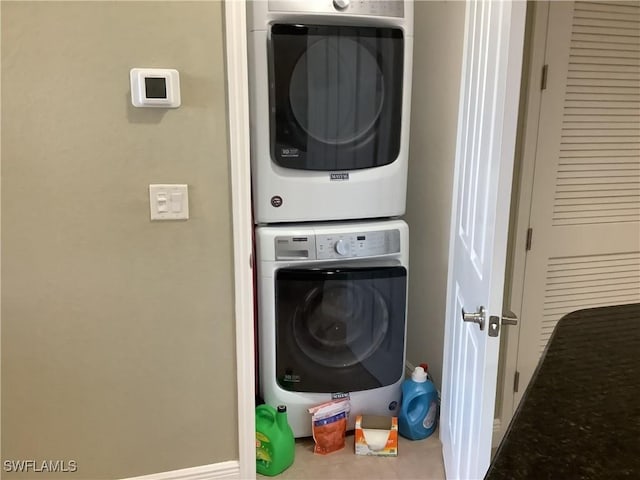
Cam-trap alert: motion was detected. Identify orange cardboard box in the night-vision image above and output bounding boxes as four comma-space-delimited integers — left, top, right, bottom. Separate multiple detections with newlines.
354, 415, 398, 457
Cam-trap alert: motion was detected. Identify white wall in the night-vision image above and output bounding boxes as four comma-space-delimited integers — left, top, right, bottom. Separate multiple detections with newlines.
405, 1, 466, 389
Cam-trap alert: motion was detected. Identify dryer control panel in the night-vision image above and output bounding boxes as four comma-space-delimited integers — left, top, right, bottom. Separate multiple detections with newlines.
268, 0, 404, 18
275, 229, 400, 261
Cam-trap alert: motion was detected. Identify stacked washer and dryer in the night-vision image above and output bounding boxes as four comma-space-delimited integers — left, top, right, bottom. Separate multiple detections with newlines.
247, 0, 414, 438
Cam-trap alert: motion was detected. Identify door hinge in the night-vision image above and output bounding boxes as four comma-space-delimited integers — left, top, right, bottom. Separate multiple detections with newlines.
541, 64, 548, 90
525, 227, 533, 251
513, 371, 520, 393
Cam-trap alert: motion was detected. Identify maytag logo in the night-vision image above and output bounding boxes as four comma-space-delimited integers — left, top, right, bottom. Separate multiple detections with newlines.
331, 392, 350, 400
330, 172, 349, 181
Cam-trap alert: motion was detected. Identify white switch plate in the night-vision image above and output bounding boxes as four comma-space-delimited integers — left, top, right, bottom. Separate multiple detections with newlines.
149, 184, 189, 220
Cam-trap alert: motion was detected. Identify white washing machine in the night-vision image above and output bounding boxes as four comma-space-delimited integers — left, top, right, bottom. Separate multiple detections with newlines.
256, 219, 409, 437
247, 0, 414, 223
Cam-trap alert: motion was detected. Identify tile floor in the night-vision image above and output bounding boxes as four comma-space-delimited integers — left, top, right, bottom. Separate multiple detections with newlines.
262, 430, 445, 480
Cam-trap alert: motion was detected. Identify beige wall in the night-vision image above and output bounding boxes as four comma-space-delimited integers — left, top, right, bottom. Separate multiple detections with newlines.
405, 1, 466, 389
1, 2, 238, 478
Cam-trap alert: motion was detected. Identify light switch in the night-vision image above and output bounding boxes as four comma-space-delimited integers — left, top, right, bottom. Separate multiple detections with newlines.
157, 193, 169, 213
149, 184, 189, 220
170, 192, 183, 213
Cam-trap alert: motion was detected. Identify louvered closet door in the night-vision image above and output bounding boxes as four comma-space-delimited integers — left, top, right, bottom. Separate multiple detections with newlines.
516, 0, 640, 406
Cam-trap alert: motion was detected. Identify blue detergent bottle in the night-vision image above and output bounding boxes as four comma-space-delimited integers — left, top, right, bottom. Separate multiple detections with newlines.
398, 366, 439, 440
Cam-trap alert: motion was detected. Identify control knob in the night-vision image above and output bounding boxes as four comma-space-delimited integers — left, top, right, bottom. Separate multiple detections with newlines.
334, 239, 350, 256
333, 0, 350, 10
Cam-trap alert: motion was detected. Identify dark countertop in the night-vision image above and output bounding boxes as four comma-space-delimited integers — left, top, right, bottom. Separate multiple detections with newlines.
486, 303, 640, 479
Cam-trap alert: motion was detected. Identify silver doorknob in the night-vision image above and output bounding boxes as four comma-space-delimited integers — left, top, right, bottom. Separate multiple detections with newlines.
462, 306, 486, 331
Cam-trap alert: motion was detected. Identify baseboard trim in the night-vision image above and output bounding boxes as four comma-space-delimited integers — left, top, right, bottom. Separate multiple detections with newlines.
405, 360, 415, 377
122, 461, 241, 480
492, 418, 503, 449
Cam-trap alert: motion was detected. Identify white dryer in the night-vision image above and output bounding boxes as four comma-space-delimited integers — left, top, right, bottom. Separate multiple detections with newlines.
256, 219, 409, 437
247, 0, 414, 223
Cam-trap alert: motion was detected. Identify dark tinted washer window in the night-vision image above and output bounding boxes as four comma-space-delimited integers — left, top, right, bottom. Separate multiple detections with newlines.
275, 266, 407, 393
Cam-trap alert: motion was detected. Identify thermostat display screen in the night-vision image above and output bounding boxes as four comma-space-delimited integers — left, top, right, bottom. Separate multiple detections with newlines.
145, 77, 167, 99
130, 68, 180, 108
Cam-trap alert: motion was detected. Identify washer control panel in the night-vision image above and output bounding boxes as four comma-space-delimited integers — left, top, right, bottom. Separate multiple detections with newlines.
275, 229, 400, 260
268, 0, 404, 18
316, 229, 400, 260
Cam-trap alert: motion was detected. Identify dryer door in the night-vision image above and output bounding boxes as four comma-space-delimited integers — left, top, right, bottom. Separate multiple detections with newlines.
275, 265, 406, 393
270, 24, 404, 171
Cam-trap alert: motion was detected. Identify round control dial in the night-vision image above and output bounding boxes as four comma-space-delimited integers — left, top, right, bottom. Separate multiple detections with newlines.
334, 239, 350, 256
333, 0, 350, 10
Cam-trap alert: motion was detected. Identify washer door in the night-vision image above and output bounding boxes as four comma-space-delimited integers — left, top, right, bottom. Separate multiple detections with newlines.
275, 266, 406, 393
270, 24, 404, 171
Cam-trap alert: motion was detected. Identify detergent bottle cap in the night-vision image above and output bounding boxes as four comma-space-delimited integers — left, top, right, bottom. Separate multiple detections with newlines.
411, 366, 428, 383
275, 405, 290, 431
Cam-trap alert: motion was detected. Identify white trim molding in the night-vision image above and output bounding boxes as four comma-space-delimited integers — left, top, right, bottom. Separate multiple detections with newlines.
223, 1, 256, 480
492, 418, 502, 448
122, 461, 240, 480
405, 360, 416, 377
496, 1, 550, 448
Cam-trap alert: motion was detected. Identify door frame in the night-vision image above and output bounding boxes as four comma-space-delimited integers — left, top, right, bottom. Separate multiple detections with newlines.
224, 1, 256, 479
495, 1, 549, 445
223, 0, 541, 471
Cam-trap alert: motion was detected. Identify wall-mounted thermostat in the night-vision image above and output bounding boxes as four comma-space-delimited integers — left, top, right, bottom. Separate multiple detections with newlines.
130, 68, 181, 108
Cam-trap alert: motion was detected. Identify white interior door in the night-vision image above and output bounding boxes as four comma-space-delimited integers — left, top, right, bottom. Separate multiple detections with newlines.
514, 0, 640, 407
440, 1, 526, 479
